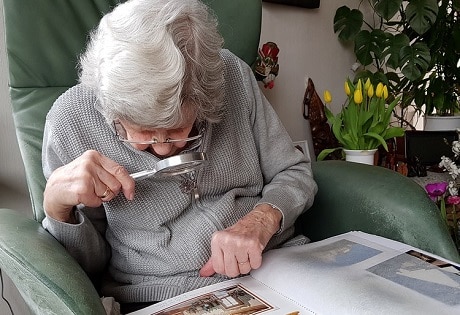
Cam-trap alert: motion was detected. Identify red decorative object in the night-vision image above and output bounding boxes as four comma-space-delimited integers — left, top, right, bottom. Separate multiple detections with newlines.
253, 42, 280, 89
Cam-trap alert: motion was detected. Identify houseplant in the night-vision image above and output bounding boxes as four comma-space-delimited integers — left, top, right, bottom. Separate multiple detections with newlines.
317, 78, 405, 163
333, 0, 460, 129
425, 130, 460, 251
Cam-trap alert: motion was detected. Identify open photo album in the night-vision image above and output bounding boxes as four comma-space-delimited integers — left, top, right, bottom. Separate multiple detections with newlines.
128, 231, 460, 315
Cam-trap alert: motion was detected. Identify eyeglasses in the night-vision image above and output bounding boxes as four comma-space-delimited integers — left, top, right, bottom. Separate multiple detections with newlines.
113, 120, 203, 145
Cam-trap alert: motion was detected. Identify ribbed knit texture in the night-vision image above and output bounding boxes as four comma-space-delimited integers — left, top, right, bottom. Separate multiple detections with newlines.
42, 50, 317, 303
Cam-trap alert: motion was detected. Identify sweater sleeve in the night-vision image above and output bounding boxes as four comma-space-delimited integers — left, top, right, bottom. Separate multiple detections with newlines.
41, 113, 111, 275
241, 60, 318, 232
42, 208, 111, 275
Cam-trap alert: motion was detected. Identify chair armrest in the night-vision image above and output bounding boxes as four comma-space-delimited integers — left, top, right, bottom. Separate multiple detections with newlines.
296, 160, 460, 263
0, 208, 106, 315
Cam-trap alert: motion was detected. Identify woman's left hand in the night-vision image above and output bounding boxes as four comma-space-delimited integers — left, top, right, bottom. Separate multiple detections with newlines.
199, 204, 282, 278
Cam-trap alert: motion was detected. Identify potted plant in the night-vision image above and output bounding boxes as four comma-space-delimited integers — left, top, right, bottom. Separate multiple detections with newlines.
317, 78, 405, 163
425, 131, 460, 251
333, 0, 460, 129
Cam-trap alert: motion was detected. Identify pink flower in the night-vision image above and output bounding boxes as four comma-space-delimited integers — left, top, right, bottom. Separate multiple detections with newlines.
425, 182, 448, 201
447, 195, 460, 205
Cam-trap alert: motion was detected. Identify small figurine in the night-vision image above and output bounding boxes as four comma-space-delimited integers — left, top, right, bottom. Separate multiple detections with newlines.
253, 42, 279, 89
407, 156, 427, 177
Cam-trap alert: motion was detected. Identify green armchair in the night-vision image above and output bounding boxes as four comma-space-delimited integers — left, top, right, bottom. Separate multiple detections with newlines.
0, 0, 458, 314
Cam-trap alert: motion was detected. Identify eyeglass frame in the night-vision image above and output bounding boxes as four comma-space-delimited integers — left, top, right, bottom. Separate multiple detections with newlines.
113, 120, 204, 145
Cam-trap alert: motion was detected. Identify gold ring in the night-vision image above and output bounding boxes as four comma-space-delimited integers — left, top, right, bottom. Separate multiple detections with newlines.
238, 260, 249, 265
100, 186, 111, 199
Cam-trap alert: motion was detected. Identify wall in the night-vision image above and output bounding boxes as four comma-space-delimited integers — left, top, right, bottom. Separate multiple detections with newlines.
259, 1, 360, 143
0, 1, 360, 198
0, 0, 29, 194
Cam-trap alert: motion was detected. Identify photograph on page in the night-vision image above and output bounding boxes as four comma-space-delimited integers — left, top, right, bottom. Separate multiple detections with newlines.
139, 284, 272, 315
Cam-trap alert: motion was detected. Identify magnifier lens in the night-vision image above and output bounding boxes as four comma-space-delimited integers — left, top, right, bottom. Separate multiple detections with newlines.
130, 152, 206, 181
156, 160, 205, 177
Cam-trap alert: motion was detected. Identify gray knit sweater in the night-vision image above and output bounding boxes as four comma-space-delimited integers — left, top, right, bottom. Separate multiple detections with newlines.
42, 50, 317, 303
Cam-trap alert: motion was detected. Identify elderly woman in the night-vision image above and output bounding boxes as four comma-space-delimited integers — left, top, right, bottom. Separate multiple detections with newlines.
41, 0, 317, 311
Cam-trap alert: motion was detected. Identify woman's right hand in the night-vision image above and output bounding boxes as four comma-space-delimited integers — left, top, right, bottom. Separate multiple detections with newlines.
43, 150, 135, 223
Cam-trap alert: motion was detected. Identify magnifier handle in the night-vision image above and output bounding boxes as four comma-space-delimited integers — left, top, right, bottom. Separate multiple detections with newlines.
130, 170, 157, 181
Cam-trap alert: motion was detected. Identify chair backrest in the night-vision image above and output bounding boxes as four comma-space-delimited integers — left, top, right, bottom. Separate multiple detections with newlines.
3, 0, 261, 222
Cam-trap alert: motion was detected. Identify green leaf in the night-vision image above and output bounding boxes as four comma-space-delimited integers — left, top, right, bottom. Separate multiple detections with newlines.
374, 0, 404, 21
383, 127, 405, 139
354, 70, 374, 83
382, 97, 400, 123
317, 147, 342, 161
342, 134, 358, 149
345, 102, 360, 142
354, 30, 387, 66
425, 93, 434, 114
363, 132, 388, 150
331, 115, 349, 147
333, 6, 364, 41
358, 71, 395, 88
433, 93, 446, 111
414, 86, 426, 108
383, 71, 401, 88
454, 0, 460, 11
405, 0, 439, 35
382, 33, 410, 69
440, 198, 447, 222
323, 104, 336, 124
399, 42, 431, 81
369, 122, 386, 136
428, 77, 447, 111
354, 34, 374, 66
452, 22, 460, 52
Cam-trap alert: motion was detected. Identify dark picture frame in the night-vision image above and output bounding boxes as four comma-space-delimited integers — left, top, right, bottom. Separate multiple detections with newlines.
262, 0, 320, 9
405, 130, 457, 166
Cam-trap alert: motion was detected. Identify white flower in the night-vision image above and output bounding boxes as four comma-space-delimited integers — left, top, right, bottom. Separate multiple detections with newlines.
452, 140, 460, 158
439, 156, 460, 180
439, 156, 453, 169
448, 162, 459, 180
439, 140, 460, 193
449, 181, 459, 196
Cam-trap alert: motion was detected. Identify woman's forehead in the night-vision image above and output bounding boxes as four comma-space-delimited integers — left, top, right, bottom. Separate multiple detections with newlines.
120, 116, 195, 131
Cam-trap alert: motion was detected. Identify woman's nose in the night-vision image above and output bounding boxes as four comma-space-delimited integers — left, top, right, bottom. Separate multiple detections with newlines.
150, 142, 174, 156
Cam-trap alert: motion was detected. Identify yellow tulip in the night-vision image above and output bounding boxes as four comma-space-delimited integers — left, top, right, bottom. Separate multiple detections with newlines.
367, 84, 374, 98
364, 78, 371, 91
344, 81, 351, 96
354, 89, 363, 104
324, 90, 332, 103
383, 85, 389, 99
357, 79, 363, 91
375, 82, 384, 98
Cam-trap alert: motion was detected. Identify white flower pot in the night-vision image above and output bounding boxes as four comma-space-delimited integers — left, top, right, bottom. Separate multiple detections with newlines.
343, 149, 377, 165
424, 115, 460, 131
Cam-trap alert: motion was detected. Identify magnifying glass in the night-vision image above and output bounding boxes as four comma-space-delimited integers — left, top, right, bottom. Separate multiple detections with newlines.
130, 152, 207, 181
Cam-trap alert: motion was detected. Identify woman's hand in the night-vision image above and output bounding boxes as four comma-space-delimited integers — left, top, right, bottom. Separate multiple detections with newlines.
43, 150, 135, 223
199, 204, 282, 278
